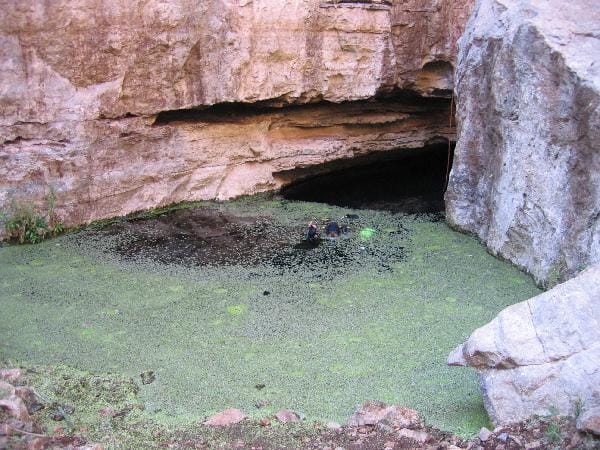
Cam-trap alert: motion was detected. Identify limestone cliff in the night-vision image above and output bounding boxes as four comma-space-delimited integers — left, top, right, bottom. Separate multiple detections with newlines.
446, 0, 600, 286
0, 0, 473, 228
446, 0, 600, 430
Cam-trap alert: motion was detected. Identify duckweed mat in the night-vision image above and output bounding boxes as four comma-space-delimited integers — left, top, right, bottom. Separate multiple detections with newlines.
0, 196, 542, 437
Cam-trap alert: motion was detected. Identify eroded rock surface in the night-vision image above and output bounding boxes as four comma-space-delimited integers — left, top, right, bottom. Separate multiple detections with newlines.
445, 0, 600, 286
448, 265, 600, 426
0, 0, 473, 231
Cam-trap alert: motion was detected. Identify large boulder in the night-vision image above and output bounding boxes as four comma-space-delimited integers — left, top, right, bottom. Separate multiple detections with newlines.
445, 0, 600, 287
448, 265, 600, 426
0, 0, 473, 231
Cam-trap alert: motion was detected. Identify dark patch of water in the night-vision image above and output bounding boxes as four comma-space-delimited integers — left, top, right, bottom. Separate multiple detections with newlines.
85, 207, 408, 275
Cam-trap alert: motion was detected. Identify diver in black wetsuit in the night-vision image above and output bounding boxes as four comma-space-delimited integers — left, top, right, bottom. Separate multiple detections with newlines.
325, 220, 341, 238
305, 220, 319, 242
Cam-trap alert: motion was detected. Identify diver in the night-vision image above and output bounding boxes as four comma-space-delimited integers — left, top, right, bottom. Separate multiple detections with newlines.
305, 220, 320, 242
325, 220, 341, 238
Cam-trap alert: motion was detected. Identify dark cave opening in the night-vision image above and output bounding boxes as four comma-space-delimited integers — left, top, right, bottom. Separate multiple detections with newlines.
280, 143, 453, 214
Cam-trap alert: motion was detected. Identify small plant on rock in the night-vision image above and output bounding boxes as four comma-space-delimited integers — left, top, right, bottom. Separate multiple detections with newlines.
4, 205, 48, 244
545, 420, 562, 445
2, 188, 65, 244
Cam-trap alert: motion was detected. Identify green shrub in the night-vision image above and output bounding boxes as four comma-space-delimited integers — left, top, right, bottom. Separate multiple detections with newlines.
545, 420, 562, 445
2, 189, 65, 244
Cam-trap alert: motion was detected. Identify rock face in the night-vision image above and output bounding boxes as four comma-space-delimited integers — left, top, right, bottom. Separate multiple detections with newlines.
445, 0, 600, 286
0, 0, 473, 231
448, 265, 600, 426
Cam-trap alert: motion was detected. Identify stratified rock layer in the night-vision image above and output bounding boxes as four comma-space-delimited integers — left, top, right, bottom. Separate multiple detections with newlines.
445, 0, 600, 286
448, 265, 600, 426
0, 0, 473, 230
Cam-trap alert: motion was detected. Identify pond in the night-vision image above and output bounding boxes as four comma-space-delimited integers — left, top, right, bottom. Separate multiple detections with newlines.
0, 195, 541, 436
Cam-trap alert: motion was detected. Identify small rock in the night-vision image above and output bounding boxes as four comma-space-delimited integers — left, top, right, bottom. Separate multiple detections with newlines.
348, 400, 386, 426
51, 411, 65, 421
326, 421, 341, 430
397, 428, 430, 444
449, 435, 462, 446
478, 427, 492, 442
383, 405, 423, 429
140, 370, 155, 385
204, 408, 247, 426
334, 447, 346, 450
384, 440, 395, 449
510, 435, 523, 447
524, 440, 542, 449
497, 432, 509, 442
259, 417, 271, 427
275, 409, 300, 423
347, 401, 422, 429
254, 399, 270, 409
0, 369, 22, 384
576, 407, 600, 435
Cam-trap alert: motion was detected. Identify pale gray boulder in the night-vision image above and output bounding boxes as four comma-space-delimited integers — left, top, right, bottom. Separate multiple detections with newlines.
449, 265, 600, 426
445, 0, 600, 287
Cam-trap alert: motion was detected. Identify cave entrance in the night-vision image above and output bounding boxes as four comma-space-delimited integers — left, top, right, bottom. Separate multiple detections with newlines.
279, 143, 453, 214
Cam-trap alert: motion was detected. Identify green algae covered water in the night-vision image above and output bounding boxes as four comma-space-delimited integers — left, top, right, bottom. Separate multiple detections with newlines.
0, 196, 541, 436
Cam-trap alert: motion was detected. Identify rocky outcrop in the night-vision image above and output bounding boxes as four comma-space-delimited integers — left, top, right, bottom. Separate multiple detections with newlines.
1, 97, 453, 227
0, 369, 104, 449
0, 0, 473, 230
448, 265, 600, 427
445, 0, 600, 286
